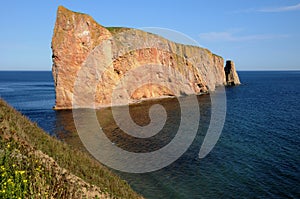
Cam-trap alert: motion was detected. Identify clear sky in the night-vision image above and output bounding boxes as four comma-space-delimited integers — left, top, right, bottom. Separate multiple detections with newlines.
0, 0, 299, 71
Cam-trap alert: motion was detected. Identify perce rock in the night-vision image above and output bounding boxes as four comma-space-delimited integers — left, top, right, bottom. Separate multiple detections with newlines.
51, 6, 240, 109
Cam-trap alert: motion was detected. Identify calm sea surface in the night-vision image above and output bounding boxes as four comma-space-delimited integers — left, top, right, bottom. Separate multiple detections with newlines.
0, 71, 299, 198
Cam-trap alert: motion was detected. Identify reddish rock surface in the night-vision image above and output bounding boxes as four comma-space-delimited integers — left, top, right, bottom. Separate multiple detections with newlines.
52, 6, 240, 109
52, 6, 112, 109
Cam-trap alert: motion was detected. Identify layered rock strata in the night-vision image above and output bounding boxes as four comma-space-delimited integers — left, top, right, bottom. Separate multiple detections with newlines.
52, 6, 240, 109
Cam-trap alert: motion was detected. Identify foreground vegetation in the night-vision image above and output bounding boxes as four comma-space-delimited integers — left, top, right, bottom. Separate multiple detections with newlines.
0, 99, 143, 199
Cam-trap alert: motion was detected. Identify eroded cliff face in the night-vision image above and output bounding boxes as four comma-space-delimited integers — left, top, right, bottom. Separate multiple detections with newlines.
52, 6, 240, 109
52, 6, 112, 109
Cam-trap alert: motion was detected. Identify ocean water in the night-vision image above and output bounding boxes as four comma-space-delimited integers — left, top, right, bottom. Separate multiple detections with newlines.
0, 71, 299, 198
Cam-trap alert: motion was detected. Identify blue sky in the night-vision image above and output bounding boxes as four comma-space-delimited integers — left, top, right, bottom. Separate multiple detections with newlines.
0, 0, 299, 71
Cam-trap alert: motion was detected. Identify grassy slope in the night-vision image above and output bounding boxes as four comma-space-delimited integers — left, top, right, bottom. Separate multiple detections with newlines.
0, 99, 143, 199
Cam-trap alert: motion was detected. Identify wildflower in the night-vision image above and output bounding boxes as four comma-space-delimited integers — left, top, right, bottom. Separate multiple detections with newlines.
7, 144, 10, 148
23, 179, 28, 183
12, 164, 16, 167
35, 166, 42, 172
15, 170, 25, 175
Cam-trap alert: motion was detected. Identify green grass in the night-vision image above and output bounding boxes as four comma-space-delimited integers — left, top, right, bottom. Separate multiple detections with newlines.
0, 99, 143, 199
105, 27, 132, 35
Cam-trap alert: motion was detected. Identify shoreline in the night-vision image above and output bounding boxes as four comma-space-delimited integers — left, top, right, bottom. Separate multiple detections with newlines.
53, 92, 209, 110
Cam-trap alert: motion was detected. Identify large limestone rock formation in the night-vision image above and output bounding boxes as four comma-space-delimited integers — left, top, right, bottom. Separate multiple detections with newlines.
51, 6, 240, 109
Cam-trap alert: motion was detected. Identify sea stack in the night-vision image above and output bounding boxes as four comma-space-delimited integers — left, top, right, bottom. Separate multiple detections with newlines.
224, 60, 241, 86
51, 6, 240, 110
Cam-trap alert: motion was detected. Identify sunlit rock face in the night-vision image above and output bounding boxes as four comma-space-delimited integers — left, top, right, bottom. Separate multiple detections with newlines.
224, 60, 241, 86
52, 6, 240, 109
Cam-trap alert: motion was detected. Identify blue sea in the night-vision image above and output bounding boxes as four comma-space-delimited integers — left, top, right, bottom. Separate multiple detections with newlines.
0, 71, 299, 198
